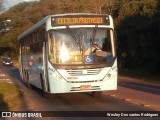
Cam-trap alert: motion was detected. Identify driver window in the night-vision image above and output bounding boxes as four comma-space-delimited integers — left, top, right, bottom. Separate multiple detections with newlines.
48, 33, 55, 63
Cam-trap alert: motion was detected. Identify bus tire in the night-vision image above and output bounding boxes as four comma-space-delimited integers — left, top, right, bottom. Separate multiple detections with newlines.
92, 91, 102, 98
26, 70, 31, 89
23, 69, 27, 83
40, 73, 46, 97
23, 69, 28, 84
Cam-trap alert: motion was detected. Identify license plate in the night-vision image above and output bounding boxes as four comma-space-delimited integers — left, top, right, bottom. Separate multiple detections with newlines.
80, 85, 91, 90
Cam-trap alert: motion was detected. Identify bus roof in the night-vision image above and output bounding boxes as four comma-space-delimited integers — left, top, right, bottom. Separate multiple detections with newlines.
18, 13, 111, 41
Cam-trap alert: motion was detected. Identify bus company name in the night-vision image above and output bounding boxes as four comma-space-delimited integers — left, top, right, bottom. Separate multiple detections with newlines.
67, 77, 78, 80
57, 17, 103, 25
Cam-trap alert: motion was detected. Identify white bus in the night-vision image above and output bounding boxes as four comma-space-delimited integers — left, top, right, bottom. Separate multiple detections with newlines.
18, 13, 117, 96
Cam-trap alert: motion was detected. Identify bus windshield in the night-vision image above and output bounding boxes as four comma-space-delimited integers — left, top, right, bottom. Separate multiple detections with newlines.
48, 27, 115, 65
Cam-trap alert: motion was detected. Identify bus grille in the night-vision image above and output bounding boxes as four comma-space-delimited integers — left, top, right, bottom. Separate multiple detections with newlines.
66, 68, 102, 76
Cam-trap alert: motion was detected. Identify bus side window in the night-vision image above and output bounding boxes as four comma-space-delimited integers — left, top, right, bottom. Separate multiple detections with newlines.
48, 33, 56, 63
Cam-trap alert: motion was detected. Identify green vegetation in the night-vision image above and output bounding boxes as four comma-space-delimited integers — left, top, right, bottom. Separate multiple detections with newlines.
0, 82, 21, 110
116, 0, 160, 81
0, 0, 159, 81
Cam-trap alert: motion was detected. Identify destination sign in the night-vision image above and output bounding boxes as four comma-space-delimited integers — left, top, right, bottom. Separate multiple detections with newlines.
51, 15, 110, 26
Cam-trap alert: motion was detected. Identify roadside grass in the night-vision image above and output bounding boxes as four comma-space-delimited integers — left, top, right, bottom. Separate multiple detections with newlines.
0, 82, 21, 111
119, 68, 160, 83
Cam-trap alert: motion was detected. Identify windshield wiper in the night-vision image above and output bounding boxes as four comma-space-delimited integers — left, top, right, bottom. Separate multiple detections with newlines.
66, 26, 82, 52
66, 26, 79, 44
91, 25, 98, 43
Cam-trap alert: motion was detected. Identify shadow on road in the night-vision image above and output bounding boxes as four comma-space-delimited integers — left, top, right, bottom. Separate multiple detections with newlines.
0, 94, 9, 111
118, 81, 160, 95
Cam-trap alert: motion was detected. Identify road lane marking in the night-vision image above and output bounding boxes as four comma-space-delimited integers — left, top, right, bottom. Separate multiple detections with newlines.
0, 79, 10, 81
105, 94, 160, 111
141, 104, 151, 107
108, 94, 116, 97
122, 98, 131, 101
0, 74, 5, 76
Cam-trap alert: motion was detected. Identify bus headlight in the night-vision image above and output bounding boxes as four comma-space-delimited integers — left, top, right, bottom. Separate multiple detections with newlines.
103, 63, 117, 80
51, 70, 65, 81
48, 66, 65, 81
108, 73, 111, 78
103, 73, 112, 80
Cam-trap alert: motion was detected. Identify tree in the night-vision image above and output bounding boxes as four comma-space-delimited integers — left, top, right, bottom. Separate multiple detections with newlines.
116, 0, 160, 73
0, 0, 115, 57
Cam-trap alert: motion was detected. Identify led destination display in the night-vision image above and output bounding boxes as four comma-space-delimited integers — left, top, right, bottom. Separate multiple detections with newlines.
51, 15, 110, 26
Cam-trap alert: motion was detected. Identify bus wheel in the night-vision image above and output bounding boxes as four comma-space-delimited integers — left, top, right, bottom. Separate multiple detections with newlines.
23, 69, 27, 83
26, 71, 31, 88
91, 91, 102, 98
40, 73, 45, 97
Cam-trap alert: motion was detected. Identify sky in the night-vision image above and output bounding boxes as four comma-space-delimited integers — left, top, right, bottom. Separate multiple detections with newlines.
1, 0, 39, 13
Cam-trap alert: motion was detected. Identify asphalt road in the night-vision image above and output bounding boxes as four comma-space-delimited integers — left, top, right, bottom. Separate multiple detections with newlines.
0, 63, 159, 120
